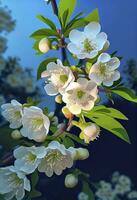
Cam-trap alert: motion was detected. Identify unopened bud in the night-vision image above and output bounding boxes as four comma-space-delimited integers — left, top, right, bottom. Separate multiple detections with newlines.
62, 106, 73, 119
11, 130, 22, 140
55, 95, 62, 104
65, 174, 78, 188
39, 38, 50, 53
76, 148, 89, 160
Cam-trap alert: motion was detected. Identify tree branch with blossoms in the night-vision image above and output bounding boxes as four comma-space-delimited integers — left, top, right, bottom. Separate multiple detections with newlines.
0, 0, 137, 199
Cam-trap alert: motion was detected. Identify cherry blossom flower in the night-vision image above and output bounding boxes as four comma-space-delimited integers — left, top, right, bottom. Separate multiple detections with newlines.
1, 100, 23, 129
0, 166, 30, 200
20, 106, 50, 142
14, 146, 47, 174
80, 123, 100, 143
62, 78, 98, 115
89, 53, 120, 86
38, 141, 76, 177
67, 22, 108, 59
41, 59, 75, 96
78, 192, 89, 200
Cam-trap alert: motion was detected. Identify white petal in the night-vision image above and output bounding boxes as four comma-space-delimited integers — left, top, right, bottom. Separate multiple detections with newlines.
44, 83, 58, 96
84, 22, 101, 38
16, 187, 25, 200
67, 43, 81, 55
77, 53, 87, 59
24, 177, 31, 192
112, 70, 120, 81
107, 57, 120, 70
77, 78, 88, 88
82, 101, 94, 111
67, 104, 81, 115
89, 73, 103, 85
47, 62, 58, 71
69, 30, 85, 44
87, 50, 98, 59
103, 80, 113, 86
102, 40, 110, 51
95, 32, 107, 50
98, 53, 111, 63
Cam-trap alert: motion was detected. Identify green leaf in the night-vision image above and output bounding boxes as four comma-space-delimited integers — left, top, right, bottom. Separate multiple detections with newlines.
31, 171, 39, 189
91, 105, 128, 120
84, 8, 100, 23
83, 112, 130, 144
58, 0, 77, 25
82, 181, 95, 200
29, 190, 42, 199
66, 132, 87, 146
111, 87, 137, 103
37, 57, 57, 80
63, 137, 75, 148
30, 28, 59, 39
36, 15, 56, 30
62, 9, 69, 27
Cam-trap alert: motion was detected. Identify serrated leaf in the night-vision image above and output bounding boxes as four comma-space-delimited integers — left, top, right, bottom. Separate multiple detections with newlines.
83, 112, 130, 144
111, 87, 137, 103
37, 57, 57, 80
36, 15, 56, 30
58, 0, 77, 25
30, 28, 59, 39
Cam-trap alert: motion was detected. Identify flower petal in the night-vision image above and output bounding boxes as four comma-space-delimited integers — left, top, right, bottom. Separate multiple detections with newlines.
98, 53, 111, 63
107, 57, 120, 70
69, 30, 85, 44
44, 83, 58, 96
95, 32, 108, 50
67, 43, 81, 55
84, 22, 101, 38
67, 104, 81, 115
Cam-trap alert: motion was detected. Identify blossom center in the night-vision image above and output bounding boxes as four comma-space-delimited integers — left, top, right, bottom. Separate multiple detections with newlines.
83, 39, 93, 53
99, 63, 107, 75
59, 74, 68, 83
32, 118, 43, 127
77, 90, 85, 99
27, 153, 37, 162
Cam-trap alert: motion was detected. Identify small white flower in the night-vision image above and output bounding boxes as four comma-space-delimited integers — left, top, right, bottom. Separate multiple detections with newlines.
38, 141, 76, 177
62, 78, 98, 115
80, 123, 100, 143
20, 106, 50, 142
41, 59, 75, 96
78, 192, 89, 200
114, 183, 131, 195
89, 53, 120, 86
14, 146, 47, 174
1, 100, 23, 129
128, 191, 137, 199
0, 166, 31, 200
67, 22, 108, 59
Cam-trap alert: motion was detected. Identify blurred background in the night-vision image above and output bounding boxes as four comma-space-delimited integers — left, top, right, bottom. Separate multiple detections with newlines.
0, 0, 137, 199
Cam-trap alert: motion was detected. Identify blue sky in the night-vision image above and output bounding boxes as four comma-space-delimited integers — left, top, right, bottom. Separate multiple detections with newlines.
2, 0, 137, 69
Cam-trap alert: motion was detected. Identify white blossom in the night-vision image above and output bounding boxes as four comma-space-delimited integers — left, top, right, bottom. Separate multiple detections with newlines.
38, 141, 76, 177
14, 146, 47, 174
114, 175, 131, 195
1, 100, 23, 129
41, 59, 75, 96
20, 106, 50, 142
80, 123, 100, 143
128, 191, 137, 199
89, 53, 120, 86
62, 78, 98, 115
0, 166, 31, 200
67, 22, 108, 59
65, 174, 78, 188
78, 192, 89, 200
96, 181, 116, 200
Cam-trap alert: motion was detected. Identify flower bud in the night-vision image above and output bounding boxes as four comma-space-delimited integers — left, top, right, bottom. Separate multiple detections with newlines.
39, 38, 50, 53
80, 123, 100, 143
62, 106, 73, 119
76, 148, 89, 160
55, 95, 62, 104
65, 174, 78, 188
11, 130, 22, 140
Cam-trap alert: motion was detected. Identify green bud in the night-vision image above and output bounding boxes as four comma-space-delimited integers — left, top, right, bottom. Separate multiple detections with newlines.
11, 130, 22, 140
65, 174, 78, 188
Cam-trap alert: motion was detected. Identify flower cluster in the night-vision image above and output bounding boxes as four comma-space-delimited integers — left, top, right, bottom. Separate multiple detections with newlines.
41, 22, 121, 116
95, 172, 137, 200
